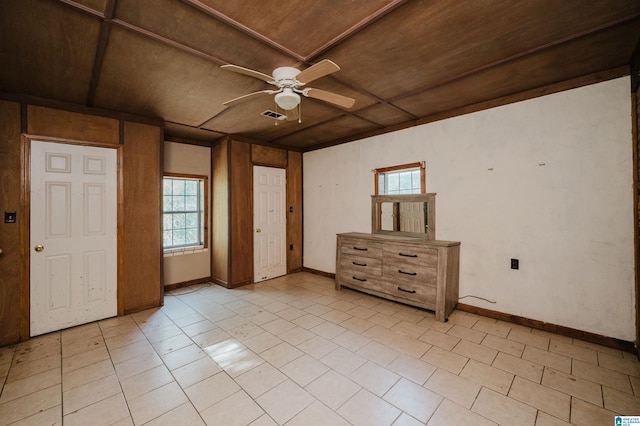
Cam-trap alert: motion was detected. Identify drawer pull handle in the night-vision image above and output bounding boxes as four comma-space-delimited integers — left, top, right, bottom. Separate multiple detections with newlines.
352, 276, 367, 282
353, 261, 367, 267
353, 246, 368, 251
397, 286, 417, 294
399, 252, 417, 258
398, 270, 417, 276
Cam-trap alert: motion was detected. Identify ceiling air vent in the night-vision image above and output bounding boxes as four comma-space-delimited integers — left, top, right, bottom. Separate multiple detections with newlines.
261, 110, 286, 120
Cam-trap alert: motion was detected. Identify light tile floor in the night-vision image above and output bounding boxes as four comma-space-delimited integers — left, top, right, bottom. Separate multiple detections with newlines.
1, 272, 639, 425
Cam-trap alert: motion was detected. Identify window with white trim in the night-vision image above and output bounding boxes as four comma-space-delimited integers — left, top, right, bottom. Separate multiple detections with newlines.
162, 175, 207, 250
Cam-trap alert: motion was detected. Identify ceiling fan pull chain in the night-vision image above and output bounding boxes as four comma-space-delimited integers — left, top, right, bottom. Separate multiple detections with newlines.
298, 103, 302, 124
274, 103, 279, 126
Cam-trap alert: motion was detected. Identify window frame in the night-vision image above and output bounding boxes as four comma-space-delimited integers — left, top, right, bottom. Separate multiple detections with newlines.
374, 162, 426, 195
162, 173, 209, 251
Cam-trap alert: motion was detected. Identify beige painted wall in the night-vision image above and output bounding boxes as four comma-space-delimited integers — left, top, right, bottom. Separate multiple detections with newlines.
163, 142, 211, 285
303, 77, 634, 341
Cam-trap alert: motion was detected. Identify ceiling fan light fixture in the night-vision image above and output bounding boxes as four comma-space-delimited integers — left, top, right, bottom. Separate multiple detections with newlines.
274, 89, 300, 110
221, 60, 354, 114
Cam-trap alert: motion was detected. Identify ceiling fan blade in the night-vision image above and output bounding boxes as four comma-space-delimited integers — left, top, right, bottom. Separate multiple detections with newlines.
304, 88, 355, 109
222, 90, 276, 106
296, 59, 340, 84
286, 107, 299, 122
221, 64, 274, 84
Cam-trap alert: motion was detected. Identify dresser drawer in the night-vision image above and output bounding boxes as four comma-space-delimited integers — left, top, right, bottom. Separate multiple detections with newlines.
382, 263, 437, 285
340, 254, 382, 276
340, 238, 382, 258
383, 243, 437, 267
379, 278, 436, 306
339, 271, 384, 290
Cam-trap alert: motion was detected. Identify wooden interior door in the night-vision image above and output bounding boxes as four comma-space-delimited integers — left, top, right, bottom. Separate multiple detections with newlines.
253, 166, 286, 283
30, 141, 117, 336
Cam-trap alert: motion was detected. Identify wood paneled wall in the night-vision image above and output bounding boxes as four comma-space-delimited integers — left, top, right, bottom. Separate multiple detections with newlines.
211, 138, 303, 288
0, 101, 23, 346
287, 151, 303, 273
0, 102, 162, 346
27, 106, 120, 145
229, 141, 253, 287
252, 144, 287, 167
122, 122, 162, 313
211, 140, 229, 285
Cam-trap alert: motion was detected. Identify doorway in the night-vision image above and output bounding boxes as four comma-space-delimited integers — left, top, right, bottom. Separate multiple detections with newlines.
30, 141, 118, 336
253, 166, 286, 283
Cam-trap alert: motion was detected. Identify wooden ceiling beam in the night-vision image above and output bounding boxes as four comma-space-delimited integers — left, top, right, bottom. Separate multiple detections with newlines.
86, 0, 117, 106
330, 74, 418, 120
303, 0, 409, 62
269, 112, 380, 146
180, 0, 306, 62
56, 0, 105, 18
270, 113, 349, 145
164, 135, 214, 147
389, 13, 640, 104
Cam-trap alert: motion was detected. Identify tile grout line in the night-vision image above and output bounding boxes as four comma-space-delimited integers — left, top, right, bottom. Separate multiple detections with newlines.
97, 321, 137, 425
0, 344, 18, 402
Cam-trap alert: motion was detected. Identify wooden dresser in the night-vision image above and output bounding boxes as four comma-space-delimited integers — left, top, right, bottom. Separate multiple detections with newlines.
336, 232, 460, 322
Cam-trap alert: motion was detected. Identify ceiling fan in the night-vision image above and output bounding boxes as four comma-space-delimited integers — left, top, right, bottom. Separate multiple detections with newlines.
221, 59, 355, 122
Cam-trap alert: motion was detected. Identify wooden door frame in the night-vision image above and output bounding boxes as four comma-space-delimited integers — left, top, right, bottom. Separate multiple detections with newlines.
20, 135, 124, 340
630, 37, 639, 359
633, 91, 639, 358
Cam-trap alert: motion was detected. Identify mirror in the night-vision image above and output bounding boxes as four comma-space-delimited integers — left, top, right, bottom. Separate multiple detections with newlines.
372, 193, 436, 239
380, 201, 428, 233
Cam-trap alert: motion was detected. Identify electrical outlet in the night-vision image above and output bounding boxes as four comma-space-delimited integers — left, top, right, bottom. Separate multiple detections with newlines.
511, 258, 519, 270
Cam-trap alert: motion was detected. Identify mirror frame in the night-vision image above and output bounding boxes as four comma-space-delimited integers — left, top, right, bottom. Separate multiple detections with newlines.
371, 193, 436, 239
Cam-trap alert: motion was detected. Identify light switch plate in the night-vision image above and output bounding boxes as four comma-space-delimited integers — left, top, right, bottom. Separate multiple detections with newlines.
5, 211, 16, 223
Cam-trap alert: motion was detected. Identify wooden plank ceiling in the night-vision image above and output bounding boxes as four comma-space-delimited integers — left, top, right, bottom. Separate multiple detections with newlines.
1, 0, 639, 151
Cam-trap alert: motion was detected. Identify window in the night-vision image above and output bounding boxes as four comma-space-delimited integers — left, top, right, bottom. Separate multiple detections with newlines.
162, 174, 207, 250
374, 162, 425, 195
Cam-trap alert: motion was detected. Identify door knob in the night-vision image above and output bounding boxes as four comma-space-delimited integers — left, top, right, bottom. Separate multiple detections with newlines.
34, 245, 44, 252
0, 248, 3, 254
256, 229, 262, 233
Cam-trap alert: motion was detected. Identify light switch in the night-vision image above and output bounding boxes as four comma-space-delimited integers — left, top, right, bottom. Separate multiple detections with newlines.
5, 211, 16, 223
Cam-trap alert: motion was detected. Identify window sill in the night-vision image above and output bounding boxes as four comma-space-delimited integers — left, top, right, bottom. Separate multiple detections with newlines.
163, 247, 208, 257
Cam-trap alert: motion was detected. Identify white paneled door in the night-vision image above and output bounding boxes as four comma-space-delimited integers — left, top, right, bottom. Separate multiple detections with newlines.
253, 166, 286, 283
30, 141, 117, 336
